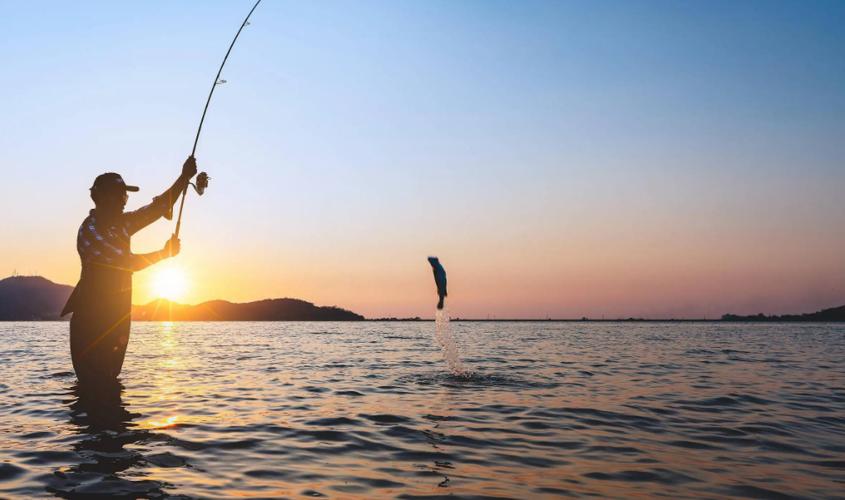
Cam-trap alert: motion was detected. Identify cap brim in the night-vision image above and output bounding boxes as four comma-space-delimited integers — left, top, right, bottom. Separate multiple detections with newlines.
125, 185, 140, 192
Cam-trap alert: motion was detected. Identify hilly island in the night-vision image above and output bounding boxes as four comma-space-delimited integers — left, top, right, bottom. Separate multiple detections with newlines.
0, 276, 363, 321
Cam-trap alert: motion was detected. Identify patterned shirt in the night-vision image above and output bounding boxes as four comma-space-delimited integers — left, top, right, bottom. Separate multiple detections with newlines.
77, 196, 170, 272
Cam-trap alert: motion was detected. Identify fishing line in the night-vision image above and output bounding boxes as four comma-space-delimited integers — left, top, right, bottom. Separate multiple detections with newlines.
174, 0, 263, 238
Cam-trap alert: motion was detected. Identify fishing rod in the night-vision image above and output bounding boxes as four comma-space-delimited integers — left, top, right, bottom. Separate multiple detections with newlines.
174, 0, 263, 238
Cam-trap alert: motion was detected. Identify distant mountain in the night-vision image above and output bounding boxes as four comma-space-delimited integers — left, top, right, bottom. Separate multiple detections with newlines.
0, 276, 73, 320
132, 298, 364, 321
722, 305, 845, 322
0, 275, 364, 321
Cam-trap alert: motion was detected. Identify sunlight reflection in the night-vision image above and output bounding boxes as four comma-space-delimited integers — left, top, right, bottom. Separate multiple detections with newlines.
142, 415, 180, 429
158, 322, 177, 352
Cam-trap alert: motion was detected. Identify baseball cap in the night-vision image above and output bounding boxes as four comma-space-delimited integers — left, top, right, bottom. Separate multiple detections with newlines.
90, 172, 139, 193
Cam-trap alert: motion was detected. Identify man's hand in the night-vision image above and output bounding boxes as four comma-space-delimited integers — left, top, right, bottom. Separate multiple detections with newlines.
182, 156, 198, 180
163, 234, 181, 258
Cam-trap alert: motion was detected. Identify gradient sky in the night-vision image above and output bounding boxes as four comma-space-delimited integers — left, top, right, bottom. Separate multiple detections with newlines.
1, 0, 844, 318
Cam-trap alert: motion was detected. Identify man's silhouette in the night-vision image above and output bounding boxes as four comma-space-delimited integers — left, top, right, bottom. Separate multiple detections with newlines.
62, 157, 198, 383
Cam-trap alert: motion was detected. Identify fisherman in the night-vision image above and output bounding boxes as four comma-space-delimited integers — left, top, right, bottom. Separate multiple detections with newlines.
428, 257, 447, 310
61, 157, 198, 383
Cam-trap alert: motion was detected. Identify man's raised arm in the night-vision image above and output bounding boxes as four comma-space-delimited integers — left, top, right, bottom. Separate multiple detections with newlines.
125, 156, 198, 235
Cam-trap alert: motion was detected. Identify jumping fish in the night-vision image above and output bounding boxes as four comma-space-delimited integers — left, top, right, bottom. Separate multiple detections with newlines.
427, 256, 447, 310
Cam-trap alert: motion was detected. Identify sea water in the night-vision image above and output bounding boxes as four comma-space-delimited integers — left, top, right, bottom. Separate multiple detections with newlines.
1, 321, 844, 498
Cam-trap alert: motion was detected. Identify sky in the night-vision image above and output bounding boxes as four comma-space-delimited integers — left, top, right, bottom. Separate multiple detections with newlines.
1, 0, 843, 319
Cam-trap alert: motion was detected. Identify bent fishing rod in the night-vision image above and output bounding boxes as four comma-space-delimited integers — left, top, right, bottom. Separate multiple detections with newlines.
174, 0, 263, 238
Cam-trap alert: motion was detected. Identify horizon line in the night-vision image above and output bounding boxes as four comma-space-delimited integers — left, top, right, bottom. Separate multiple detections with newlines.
2, 274, 843, 322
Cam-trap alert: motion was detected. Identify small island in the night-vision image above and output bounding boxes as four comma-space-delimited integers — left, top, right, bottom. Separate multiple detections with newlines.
721, 305, 845, 322
133, 298, 363, 321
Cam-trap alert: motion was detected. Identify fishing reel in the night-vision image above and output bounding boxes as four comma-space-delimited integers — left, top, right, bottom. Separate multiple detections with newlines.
191, 172, 210, 195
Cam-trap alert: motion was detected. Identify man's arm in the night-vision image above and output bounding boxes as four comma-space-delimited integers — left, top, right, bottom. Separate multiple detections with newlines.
80, 223, 179, 272
129, 236, 180, 271
125, 156, 198, 235
159, 156, 198, 216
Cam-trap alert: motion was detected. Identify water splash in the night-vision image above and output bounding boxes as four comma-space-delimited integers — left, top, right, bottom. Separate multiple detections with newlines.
435, 309, 468, 376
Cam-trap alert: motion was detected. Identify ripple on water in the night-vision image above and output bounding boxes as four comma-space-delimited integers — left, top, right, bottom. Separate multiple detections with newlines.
0, 463, 26, 481
45, 472, 168, 499
583, 468, 701, 485
398, 370, 559, 390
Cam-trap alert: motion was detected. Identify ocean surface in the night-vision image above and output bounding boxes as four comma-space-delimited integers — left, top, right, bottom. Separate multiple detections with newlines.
1, 321, 843, 499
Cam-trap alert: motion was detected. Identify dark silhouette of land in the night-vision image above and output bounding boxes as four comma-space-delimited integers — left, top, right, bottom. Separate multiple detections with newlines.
0, 276, 73, 320
0, 276, 362, 321
1, 275, 843, 322
133, 298, 363, 321
721, 305, 845, 322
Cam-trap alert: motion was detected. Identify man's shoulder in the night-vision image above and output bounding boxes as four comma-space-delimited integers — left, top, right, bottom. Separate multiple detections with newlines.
78, 211, 95, 231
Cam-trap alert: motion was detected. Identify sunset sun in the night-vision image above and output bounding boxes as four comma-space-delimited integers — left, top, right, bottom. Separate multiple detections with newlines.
152, 265, 188, 302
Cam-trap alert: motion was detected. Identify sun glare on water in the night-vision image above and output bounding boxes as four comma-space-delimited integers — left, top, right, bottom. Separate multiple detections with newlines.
152, 265, 188, 302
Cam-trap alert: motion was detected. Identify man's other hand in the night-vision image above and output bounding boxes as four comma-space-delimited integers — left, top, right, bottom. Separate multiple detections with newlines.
163, 234, 181, 258
182, 156, 198, 180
